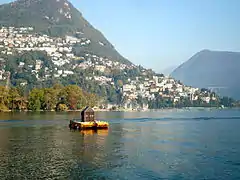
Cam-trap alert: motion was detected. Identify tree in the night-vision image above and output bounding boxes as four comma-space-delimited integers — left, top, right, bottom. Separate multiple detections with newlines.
28, 88, 44, 111
164, 88, 170, 95
220, 97, 235, 107
85, 93, 98, 107
59, 85, 86, 110
0, 86, 9, 111
116, 80, 123, 87
56, 103, 68, 111
43, 88, 58, 110
8, 87, 21, 110
137, 95, 143, 108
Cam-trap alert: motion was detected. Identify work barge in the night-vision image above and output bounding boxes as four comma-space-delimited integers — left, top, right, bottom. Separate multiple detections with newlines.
69, 106, 109, 130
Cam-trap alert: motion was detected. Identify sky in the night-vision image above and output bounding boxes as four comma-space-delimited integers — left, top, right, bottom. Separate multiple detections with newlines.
1, 0, 240, 73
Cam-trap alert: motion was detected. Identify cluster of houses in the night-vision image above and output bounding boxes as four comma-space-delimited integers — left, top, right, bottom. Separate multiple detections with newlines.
76, 53, 135, 71
119, 74, 217, 110
0, 27, 83, 67
0, 26, 217, 110
0, 26, 136, 80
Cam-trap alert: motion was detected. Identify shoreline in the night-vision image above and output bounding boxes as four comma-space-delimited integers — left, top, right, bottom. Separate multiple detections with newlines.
0, 106, 237, 113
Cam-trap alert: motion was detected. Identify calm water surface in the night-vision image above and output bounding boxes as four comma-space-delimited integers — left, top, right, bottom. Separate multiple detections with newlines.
0, 109, 240, 180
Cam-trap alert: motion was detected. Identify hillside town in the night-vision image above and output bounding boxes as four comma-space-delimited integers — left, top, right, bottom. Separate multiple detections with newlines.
0, 26, 221, 111
0, 26, 135, 78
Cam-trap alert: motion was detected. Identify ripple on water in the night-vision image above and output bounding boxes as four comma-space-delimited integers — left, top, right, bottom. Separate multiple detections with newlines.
1, 111, 240, 179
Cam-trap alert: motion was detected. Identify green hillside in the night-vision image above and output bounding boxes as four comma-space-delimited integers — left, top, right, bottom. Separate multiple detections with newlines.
0, 0, 130, 64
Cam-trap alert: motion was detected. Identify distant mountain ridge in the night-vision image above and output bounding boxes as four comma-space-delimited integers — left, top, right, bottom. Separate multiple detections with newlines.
171, 49, 240, 99
0, 0, 131, 64
160, 65, 177, 76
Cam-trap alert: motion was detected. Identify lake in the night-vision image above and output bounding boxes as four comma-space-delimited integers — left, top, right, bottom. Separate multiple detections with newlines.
0, 109, 240, 180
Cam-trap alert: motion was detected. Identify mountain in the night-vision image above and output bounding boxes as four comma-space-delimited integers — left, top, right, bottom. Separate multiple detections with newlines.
160, 65, 177, 76
171, 49, 240, 99
0, 0, 130, 64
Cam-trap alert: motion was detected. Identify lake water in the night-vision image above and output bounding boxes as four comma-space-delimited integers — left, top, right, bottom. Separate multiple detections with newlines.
0, 109, 240, 180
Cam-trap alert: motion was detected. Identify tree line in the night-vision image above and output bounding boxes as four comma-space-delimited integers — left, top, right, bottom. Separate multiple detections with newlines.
147, 94, 239, 109
0, 84, 99, 112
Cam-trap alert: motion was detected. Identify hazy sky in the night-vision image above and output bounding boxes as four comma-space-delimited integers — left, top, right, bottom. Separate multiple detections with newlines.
1, 0, 240, 72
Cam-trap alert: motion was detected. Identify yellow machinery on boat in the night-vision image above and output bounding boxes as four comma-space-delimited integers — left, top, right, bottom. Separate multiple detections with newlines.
69, 119, 109, 130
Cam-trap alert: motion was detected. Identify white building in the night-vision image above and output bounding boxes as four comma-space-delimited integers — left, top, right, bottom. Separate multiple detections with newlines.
123, 84, 136, 92
35, 60, 42, 71
95, 65, 105, 72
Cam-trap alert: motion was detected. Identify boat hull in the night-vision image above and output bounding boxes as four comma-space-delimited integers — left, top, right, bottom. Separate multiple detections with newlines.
69, 120, 109, 130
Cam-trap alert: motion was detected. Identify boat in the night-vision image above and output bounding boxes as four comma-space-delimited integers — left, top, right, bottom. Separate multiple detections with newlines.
69, 119, 109, 130
69, 106, 109, 130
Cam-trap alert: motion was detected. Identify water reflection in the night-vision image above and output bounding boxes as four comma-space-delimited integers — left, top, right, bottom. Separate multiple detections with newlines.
0, 114, 127, 179
80, 129, 109, 136
0, 111, 240, 179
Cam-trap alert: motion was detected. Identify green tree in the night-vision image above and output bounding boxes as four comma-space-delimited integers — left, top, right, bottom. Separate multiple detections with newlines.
0, 86, 9, 111
28, 88, 44, 111
137, 95, 143, 108
8, 87, 21, 110
220, 96, 235, 107
43, 88, 58, 110
59, 85, 86, 110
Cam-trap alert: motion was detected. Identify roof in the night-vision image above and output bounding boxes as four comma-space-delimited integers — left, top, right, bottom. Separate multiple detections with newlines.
81, 106, 94, 113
